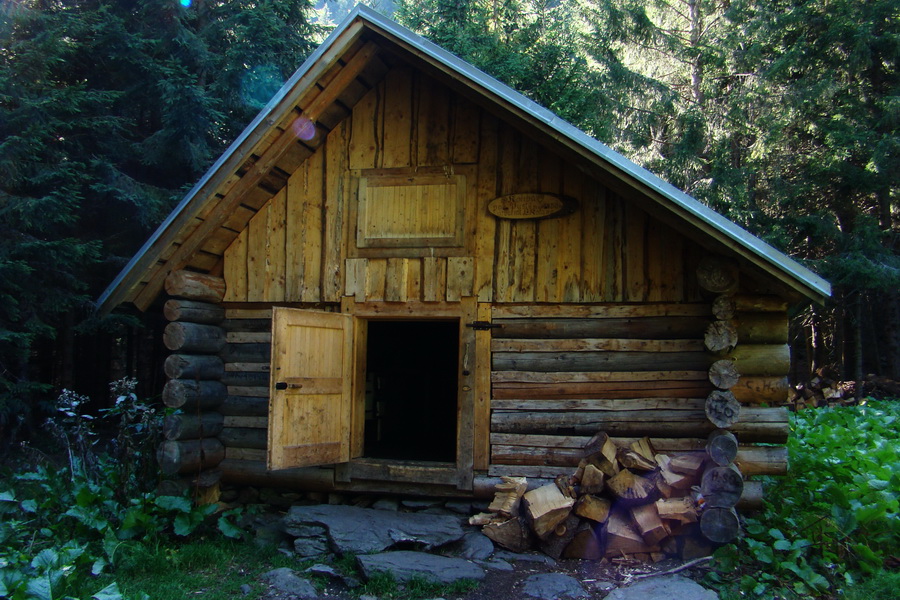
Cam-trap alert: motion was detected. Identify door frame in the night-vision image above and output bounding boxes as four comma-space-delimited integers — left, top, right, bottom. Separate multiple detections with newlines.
338, 297, 477, 490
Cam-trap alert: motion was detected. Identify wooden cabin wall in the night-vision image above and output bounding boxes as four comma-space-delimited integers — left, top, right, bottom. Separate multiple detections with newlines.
220, 65, 705, 306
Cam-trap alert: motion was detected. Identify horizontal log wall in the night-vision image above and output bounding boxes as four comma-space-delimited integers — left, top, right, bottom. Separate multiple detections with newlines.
220, 64, 706, 306
488, 303, 790, 478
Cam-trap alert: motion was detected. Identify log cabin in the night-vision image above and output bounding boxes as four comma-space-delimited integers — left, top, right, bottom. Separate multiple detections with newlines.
97, 6, 830, 502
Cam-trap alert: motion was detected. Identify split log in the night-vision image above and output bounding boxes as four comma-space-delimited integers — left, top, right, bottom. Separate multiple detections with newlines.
725, 344, 790, 377
579, 463, 605, 495
163, 412, 224, 440
584, 431, 619, 477
617, 448, 657, 471
492, 350, 712, 373
563, 522, 603, 559
655, 455, 696, 490
732, 295, 788, 313
487, 476, 528, 518
711, 295, 736, 320
630, 437, 656, 462
704, 321, 738, 354
165, 270, 226, 303
607, 469, 657, 505
164, 354, 225, 380
705, 390, 741, 428
708, 359, 740, 390
574, 495, 611, 523
696, 257, 739, 294
483, 517, 532, 552
604, 508, 661, 556
734, 313, 789, 344
523, 483, 575, 539
706, 429, 738, 466
669, 453, 706, 477
701, 465, 744, 508
630, 503, 669, 546
220, 343, 271, 363
220, 371, 270, 388
163, 299, 225, 324
700, 507, 740, 543
164, 322, 226, 354
737, 480, 764, 511
157, 438, 225, 475
539, 513, 581, 559
734, 446, 787, 476
730, 376, 790, 404
655, 497, 698, 524
162, 379, 227, 410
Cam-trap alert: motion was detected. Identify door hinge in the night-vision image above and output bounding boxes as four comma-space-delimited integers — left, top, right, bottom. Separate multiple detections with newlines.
466, 321, 500, 331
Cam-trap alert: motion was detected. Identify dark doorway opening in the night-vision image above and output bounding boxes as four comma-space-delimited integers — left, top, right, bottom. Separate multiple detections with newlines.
364, 320, 458, 462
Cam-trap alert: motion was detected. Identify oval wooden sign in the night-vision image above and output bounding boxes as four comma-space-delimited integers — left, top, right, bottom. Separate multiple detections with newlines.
488, 194, 578, 220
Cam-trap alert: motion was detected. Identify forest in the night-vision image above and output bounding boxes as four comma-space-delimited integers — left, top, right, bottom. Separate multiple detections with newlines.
0, 0, 897, 435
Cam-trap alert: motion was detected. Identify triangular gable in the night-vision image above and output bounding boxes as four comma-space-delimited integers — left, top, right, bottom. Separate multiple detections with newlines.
96, 5, 830, 314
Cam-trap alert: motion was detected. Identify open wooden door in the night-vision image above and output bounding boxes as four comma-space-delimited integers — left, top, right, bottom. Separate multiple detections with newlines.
267, 308, 353, 470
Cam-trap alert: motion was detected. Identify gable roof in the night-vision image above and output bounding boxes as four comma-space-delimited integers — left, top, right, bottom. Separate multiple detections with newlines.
97, 5, 830, 314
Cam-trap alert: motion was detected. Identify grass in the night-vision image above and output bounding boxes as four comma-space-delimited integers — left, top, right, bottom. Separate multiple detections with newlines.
113, 538, 299, 600
357, 571, 480, 600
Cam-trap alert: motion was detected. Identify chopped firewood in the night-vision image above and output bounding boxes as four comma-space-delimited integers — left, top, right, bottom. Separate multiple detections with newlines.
656, 497, 699, 524
554, 474, 577, 499
580, 463, 605, 495
656, 478, 676, 499
584, 431, 619, 477
523, 483, 575, 539
572, 458, 587, 483
539, 513, 580, 559
630, 437, 656, 462
629, 503, 669, 545
669, 453, 706, 477
651, 552, 667, 563
574, 495, 611, 523
618, 448, 657, 471
469, 512, 499, 526
487, 476, 528, 517
563, 522, 603, 559
656, 454, 696, 489
483, 517, 532, 552
607, 469, 657, 505
604, 508, 661, 556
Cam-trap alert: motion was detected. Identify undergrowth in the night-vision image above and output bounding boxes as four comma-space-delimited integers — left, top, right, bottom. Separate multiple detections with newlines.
0, 380, 244, 600
706, 399, 900, 598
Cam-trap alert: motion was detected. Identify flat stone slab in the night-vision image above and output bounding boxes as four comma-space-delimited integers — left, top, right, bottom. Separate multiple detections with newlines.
357, 551, 486, 585
522, 573, 588, 599
262, 568, 318, 599
284, 504, 465, 555
605, 575, 718, 600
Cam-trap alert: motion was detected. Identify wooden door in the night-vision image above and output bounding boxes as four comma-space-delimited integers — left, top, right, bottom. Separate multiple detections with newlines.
267, 308, 352, 470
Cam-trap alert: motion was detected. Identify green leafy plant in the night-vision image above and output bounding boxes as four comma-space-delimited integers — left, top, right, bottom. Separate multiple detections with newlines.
707, 400, 900, 598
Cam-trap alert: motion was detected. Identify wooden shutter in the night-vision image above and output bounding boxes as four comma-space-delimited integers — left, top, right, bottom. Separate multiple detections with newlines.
267, 308, 352, 470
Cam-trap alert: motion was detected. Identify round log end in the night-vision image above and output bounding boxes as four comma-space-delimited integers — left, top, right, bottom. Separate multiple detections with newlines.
700, 507, 740, 543
709, 359, 741, 389
696, 257, 740, 294
706, 390, 741, 428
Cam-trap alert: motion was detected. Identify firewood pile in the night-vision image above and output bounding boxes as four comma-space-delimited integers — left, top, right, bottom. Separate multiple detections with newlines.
788, 370, 900, 410
470, 431, 747, 562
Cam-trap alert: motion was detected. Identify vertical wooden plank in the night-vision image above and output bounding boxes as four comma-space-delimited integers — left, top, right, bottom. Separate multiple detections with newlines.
536, 154, 562, 302
342, 297, 366, 460
222, 228, 248, 302
423, 257, 447, 302
446, 256, 474, 301
625, 203, 647, 302
645, 217, 665, 302
661, 224, 685, 301
246, 202, 269, 301
415, 74, 450, 167
510, 132, 538, 302
365, 258, 387, 301
348, 83, 382, 170
286, 148, 324, 302
450, 96, 480, 164
265, 188, 287, 302
456, 296, 477, 490
493, 124, 518, 303
605, 195, 625, 302
472, 302, 491, 471
323, 121, 348, 302
381, 66, 413, 168
475, 115, 499, 302
344, 258, 367, 302
384, 258, 409, 302
581, 182, 607, 302
558, 161, 583, 302
406, 258, 422, 302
